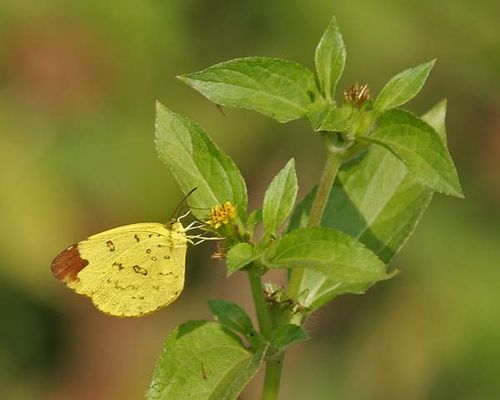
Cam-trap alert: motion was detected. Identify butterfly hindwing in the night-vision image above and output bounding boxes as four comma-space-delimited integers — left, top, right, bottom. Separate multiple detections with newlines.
51, 223, 187, 317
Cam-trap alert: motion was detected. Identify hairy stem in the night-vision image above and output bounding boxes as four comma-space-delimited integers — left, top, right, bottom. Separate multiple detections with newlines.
287, 149, 342, 299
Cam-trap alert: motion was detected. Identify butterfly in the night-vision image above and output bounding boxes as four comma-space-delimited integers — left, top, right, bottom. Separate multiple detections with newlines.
50, 198, 227, 317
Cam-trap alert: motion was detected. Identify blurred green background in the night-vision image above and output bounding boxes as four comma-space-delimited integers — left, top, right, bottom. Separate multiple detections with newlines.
0, 0, 498, 399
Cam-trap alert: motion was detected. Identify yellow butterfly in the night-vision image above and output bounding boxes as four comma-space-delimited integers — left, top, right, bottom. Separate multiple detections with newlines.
51, 197, 235, 317
52, 220, 186, 317
54, 205, 228, 320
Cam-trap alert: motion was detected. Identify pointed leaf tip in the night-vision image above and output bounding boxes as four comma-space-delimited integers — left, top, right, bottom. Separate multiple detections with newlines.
422, 98, 448, 143
315, 16, 346, 102
365, 109, 463, 197
374, 59, 436, 111
208, 300, 255, 336
155, 100, 162, 112
262, 158, 298, 236
154, 105, 248, 221
179, 57, 319, 123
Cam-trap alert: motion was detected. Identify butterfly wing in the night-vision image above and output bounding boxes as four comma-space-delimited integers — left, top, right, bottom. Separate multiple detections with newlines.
51, 223, 187, 317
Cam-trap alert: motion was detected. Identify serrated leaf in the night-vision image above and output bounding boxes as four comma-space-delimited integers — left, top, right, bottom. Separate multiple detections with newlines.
374, 60, 435, 111
179, 57, 319, 123
270, 324, 309, 350
263, 159, 298, 236
147, 321, 266, 400
155, 103, 248, 221
226, 243, 257, 275
208, 300, 255, 337
363, 109, 463, 197
315, 17, 346, 102
289, 100, 449, 310
267, 227, 388, 284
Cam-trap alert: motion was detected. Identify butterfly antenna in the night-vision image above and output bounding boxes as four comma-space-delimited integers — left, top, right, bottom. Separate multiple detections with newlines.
216, 104, 226, 117
170, 187, 198, 220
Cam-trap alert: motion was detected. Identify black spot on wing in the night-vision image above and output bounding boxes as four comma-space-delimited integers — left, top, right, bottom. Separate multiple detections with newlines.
113, 262, 124, 271
106, 240, 115, 251
133, 265, 148, 276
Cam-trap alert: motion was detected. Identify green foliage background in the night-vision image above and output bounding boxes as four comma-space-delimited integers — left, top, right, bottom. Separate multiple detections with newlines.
0, 0, 498, 399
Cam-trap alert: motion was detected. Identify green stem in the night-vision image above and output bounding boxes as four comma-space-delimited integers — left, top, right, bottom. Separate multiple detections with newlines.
262, 354, 284, 400
307, 150, 342, 228
250, 148, 343, 399
287, 149, 342, 299
247, 270, 272, 338
247, 270, 284, 400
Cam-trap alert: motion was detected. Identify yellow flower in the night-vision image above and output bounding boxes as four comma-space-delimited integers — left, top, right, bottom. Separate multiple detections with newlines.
207, 202, 236, 229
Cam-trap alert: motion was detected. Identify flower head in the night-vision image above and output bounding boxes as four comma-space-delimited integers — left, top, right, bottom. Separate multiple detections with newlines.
207, 202, 236, 229
344, 83, 370, 107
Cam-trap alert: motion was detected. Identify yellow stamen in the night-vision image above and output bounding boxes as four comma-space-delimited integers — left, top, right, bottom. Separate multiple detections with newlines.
207, 202, 236, 229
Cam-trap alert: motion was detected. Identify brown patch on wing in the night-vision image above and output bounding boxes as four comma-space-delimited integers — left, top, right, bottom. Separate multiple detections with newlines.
51, 244, 89, 284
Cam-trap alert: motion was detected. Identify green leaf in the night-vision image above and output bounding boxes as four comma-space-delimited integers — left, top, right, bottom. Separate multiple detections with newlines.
315, 17, 346, 102
289, 100, 449, 310
147, 321, 266, 400
179, 57, 319, 123
350, 110, 377, 137
270, 324, 309, 350
263, 159, 298, 236
287, 188, 315, 233
374, 60, 435, 111
421, 98, 447, 142
323, 150, 431, 263
363, 109, 463, 197
298, 275, 376, 311
267, 227, 388, 284
246, 209, 262, 238
226, 243, 257, 275
155, 103, 248, 221
315, 105, 355, 132
208, 300, 255, 337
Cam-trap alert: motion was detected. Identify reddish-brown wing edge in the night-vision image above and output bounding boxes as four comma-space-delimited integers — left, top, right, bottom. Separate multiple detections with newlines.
51, 245, 89, 285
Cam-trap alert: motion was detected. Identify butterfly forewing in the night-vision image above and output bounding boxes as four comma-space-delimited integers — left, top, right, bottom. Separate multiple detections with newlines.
51, 223, 187, 317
